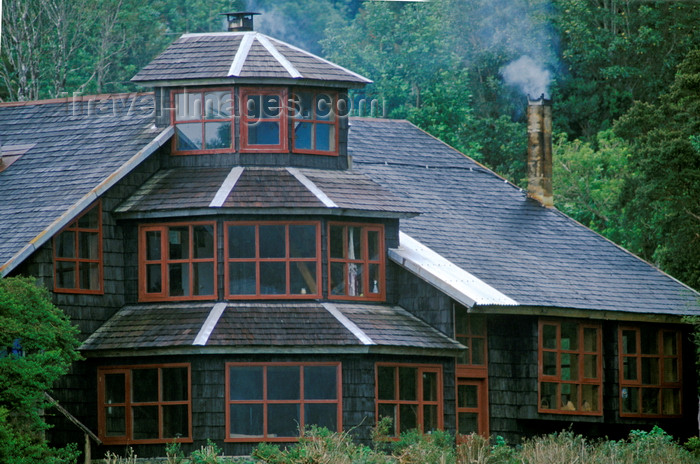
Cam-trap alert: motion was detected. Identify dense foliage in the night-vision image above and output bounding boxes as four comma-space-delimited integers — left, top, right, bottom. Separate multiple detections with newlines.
0, 277, 81, 464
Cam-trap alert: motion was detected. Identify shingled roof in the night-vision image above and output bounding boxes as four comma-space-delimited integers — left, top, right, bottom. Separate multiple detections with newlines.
348, 118, 700, 316
0, 94, 169, 276
131, 32, 371, 87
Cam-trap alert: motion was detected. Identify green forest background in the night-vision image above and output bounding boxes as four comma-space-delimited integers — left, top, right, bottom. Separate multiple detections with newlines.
1, 0, 699, 292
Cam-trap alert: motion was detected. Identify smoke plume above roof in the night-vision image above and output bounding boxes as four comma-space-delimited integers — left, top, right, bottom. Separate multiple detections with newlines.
501, 55, 552, 99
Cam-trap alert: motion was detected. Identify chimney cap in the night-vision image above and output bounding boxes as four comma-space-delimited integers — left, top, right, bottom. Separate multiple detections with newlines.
221, 11, 260, 32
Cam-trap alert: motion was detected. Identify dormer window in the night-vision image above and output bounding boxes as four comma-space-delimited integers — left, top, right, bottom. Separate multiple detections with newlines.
173, 89, 233, 153
240, 87, 288, 153
291, 90, 338, 155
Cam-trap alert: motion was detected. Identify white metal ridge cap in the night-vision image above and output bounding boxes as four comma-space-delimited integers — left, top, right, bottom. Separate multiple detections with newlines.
228, 32, 256, 77
391, 231, 518, 307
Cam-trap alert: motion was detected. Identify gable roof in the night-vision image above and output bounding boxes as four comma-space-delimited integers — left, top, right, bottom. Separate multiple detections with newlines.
348, 118, 700, 317
0, 94, 169, 277
131, 32, 371, 87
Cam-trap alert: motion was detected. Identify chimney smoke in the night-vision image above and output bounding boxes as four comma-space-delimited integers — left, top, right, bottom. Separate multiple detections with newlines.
527, 95, 553, 207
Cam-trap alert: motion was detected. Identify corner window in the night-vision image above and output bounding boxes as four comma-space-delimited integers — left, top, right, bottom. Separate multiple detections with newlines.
172, 89, 233, 153
98, 364, 191, 444
53, 202, 102, 293
538, 319, 602, 415
240, 88, 287, 152
291, 90, 338, 155
328, 223, 384, 301
225, 222, 321, 299
619, 326, 682, 417
138, 223, 216, 301
376, 364, 443, 436
226, 363, 341, 442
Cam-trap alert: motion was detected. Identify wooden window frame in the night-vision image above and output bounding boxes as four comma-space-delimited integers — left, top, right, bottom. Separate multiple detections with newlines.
170, 88, 235, 155
456, 378, 489, 439
225, 362, 342, 442
224, 221, 321, 300
53, 201, 103, 294
97, 363, 192, 445
538, 319, 603, 416
327, 223, 385, 301
455, 310, 488, 377
239, 87, 288, 153
618, 326, 682, 418
375, 363, 444, 437
138, 222, 217, 302
290, 89, 340, 156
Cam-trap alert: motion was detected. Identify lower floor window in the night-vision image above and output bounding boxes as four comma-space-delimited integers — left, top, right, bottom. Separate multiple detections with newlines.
226, 363, 341, 441
456, 378, 488, 438
376, 364, 443, 436
98, 364, 191, 443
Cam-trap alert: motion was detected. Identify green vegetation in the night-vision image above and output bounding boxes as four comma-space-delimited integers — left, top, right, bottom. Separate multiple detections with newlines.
0, 277, 82, 464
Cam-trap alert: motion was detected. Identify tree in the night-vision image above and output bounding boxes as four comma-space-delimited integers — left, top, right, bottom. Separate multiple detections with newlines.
0, 277, 81, 464
614, 49, 700, 290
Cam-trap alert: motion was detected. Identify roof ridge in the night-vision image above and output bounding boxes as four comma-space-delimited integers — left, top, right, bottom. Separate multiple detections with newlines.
0, 92, 153, 108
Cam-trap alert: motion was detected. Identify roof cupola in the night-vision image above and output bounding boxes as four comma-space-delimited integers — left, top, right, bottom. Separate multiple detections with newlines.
222, 11, 259, 32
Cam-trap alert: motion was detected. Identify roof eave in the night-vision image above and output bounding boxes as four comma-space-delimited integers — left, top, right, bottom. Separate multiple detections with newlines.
131, 77, 369, 89
472, 304, 698, 323
114, 207, 419, 220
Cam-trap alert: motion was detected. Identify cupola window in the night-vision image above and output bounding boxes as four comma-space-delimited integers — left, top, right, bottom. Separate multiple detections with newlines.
240, 87, 288, 152
291, 90, 338, 155
172, 89, 233, 153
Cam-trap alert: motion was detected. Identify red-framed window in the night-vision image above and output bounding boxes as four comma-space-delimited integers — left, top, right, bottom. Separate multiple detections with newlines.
619, 326, 682, 417
290, 90, 339, 155
328, 223, 385, 301
225, 362, 342, 442
538, 319, 602, 415
97, 364, 192, 444
456, 378, 488, 438
53, 201, 103, 294
455, 310, 487, 370
138, 222, 217, 301
224, 221, 321, 299
240, 87, 288, 153
172, 89, 234, 154
376, 364, 443, 436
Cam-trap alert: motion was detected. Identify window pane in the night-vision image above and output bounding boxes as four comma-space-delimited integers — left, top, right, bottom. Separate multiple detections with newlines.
369, 264, 380, 294
262, 95, 281, 118
662, 389, 681, 415
561, 322, 578, 350
205, 91, 231, 118
290, 262, 316, 295
623, 356, 637, 381
423, 372, 438, 401
377, 366, 395, 400
248, 121, 280, 145
175, 92, 201, 121
621, 387, 638, 414
583, 327, 597, 352
458, 384, 478, 408
641, 388, 660, 414
105, 373, 125, 403
229, 262, 256, 295
315, 124, 331, 151
228, 225, 256, 259
423, 404, 439, 432
147, 263, 162, 293
561, 353, 578, 381
471, 338, 485, 365
316, 94, 333, 121
268, 403, 299, 437
329, 226, 344, 258
56, 261, 76, 288
105, 406, 125, 437
163, 405, 189, 438
230, 366, 263, 400
664, 358, 679, 383
162, 367, 188, 401
348, 263, 363, 296
168, 263, 190, 296
304, 366, 337, 400
268, 366, 300, 400
230, 404, 263, 437
132, 406, 158, 439
259, 262, 285, 295
378, 404, 396, 434
663, 332, 677, 356
79, 262, 100, 290
622, 330, 637, 354
583, 354, 597, 379
79, 231, 99, 259
458, 412, 479, 435
540, 382, 557, 410
330, 262, 345, 295
294, 122, 312, 150
132, 369, 158, 403
641, 357, 659, 385
294, 92, 313, 119
56, 230, 75, 258
581, 384, 598, 412
349, 227, 361, 259
246, 95, 262, 118
146, 231, 161, 261
78, 207, 99, 229
169, 227, 189, 260
205, 122, 231, 149
193, 262, 214, 296
561, 384, 577, 411
640, 327, 658, 355
542, 324, 557, 349
259, 225, 286, 258
176, 123, 202, 151
543, 351, 557, 376
305, 404, 337, 431
289, 225, 316, 258
399, 367, 417, 401
399, 404, 417, 433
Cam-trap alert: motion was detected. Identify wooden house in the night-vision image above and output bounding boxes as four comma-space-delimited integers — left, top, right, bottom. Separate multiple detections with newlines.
1, 12, 698, 458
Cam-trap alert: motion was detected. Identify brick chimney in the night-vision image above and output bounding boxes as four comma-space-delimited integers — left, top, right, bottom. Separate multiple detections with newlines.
527, 95, 553, 207
222, 12, 259, 32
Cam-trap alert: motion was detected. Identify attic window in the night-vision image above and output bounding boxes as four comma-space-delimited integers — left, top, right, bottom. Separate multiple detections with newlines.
240, 87, 288, 153
172, 89, 233, 153
291, 90, 338, 155
53, 202, 102, 294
